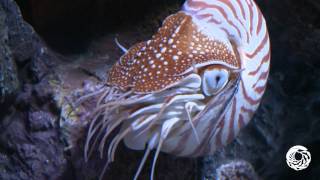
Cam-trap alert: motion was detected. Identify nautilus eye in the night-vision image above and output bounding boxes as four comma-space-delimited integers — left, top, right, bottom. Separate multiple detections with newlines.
77, 0, 271, 179
202, 68, 229, 96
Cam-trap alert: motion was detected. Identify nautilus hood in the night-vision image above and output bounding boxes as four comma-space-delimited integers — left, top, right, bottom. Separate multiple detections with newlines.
108, 12, 241, 94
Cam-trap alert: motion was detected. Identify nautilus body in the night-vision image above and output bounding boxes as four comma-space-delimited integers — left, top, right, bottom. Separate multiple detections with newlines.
81, 0, 270, 179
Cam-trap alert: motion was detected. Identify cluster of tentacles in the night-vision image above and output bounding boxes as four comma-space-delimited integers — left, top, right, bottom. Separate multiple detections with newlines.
74, 69, 240, 180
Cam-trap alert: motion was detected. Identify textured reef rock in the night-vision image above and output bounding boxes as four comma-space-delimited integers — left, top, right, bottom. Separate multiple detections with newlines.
0, 2, 19, 104
0, 0, 68, 179
215, 160, 259, 180
0, 0, 320, 180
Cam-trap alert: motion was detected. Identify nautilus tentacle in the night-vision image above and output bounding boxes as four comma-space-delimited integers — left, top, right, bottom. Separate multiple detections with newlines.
80, 0, 270, 179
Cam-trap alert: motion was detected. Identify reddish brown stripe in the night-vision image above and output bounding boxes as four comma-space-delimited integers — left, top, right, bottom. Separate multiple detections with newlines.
214, 117, 225, 148
208, 17, 222, 24
192, 121, 215, 156
196, 13, 222, 24
235, 0, 251, 43
227, 19, 242, 39
194, 99, 228, 155
256, 8, 263, 35
196, 13, 212, 19
248, 51, 270, 76
247, 0, 254, 9
241, 106, 255, 115
249, 0, 254, 7
227, 98, 237, 144
186, 0, 206, 9
217, 0, 239, 20
189, 113, 225, 156
246, 32, 269, 59
235, 0, 246, 20
241, 80, 261, 105
257, 71, 269, 81
248, 2, 254, 35
218, 0, 249, 39
221, 27, 232, 37
254, 85, 266, 94
187, 1, 242, 38
252, 71, 269, 88
238, 114, 245, 129
208, 115, 225, 154
215, 130, 223, 151
193, 96, 226, 127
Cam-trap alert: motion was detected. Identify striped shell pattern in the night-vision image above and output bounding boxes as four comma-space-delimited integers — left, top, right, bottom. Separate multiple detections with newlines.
83, 0, 270, 179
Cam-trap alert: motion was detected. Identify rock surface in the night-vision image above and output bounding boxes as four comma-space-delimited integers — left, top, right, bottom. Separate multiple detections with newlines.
0, 0, 68, 179
0, 2, 19, 104
0, 0, 319, 180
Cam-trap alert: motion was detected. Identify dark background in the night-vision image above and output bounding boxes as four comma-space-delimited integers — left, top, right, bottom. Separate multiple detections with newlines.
0, 0, 319, 179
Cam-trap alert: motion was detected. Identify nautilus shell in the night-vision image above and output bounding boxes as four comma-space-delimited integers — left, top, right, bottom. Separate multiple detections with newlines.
82, 0, 270, 179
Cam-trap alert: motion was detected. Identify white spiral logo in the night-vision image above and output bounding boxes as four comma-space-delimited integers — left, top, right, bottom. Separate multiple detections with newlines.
286, 145, 311, 171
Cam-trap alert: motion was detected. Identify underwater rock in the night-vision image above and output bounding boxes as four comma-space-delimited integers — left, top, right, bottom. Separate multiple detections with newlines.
0, 3, 19, 104
215, 160, 259, 180
0, 0, 70, 179
0, 0, 57, 104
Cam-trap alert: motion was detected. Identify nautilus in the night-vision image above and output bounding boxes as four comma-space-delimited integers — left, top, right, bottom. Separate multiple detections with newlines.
80, 0, 270, 179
